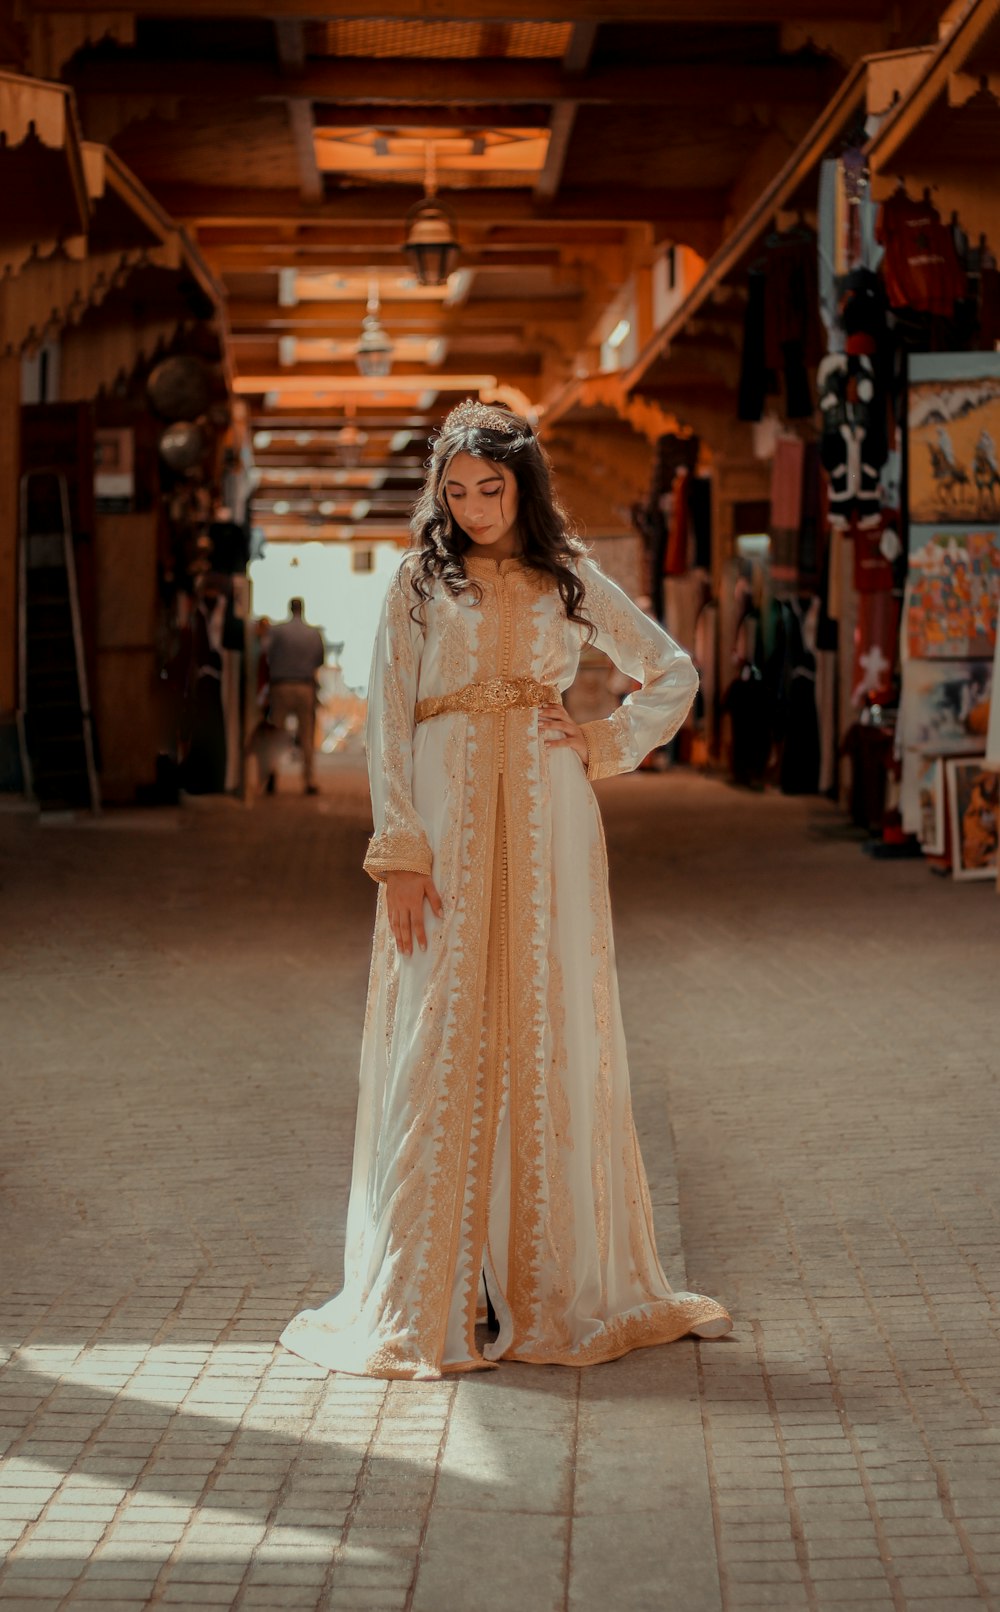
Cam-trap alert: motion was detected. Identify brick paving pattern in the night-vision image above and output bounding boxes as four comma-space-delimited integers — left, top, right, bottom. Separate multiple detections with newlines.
1, 761, 998, 1612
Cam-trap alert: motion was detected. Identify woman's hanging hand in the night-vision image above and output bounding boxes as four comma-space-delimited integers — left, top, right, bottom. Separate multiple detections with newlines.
538, 703, 589, 765
385, 871, 444, 956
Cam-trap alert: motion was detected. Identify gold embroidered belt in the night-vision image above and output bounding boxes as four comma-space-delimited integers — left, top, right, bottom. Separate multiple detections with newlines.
415, 675, 561, 725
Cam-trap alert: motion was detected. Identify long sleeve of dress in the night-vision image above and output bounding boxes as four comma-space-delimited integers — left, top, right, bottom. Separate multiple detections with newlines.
362, 561, 434, 883
577, 557, 699, 783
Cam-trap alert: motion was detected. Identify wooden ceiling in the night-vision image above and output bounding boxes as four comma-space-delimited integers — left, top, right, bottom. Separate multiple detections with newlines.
11, 0, 947, 544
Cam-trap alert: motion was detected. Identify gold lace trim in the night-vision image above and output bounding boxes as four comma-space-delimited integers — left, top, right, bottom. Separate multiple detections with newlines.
580, 715, 625, 782
415, 676, 561, 725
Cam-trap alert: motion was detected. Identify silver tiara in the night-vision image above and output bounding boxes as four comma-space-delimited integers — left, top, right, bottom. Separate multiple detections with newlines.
442, 398, 526, 436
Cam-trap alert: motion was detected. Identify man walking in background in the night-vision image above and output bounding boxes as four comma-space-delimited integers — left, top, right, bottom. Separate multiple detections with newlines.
266, 599, 326, 795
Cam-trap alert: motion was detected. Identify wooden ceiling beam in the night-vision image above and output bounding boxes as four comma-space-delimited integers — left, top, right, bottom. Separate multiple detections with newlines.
273, 20, 306, 73
197, 220, 612, 248
69, 57, 833, 108
32, 0, 894, 20
313, 105, 551, 130
535, 20, 596, 201
202, 245, 565, 271
275, 20, 322, 204
251, 410, 434, 426
228, 298, 584, 329
229, 351, 541, 378
156, 184, 728, 226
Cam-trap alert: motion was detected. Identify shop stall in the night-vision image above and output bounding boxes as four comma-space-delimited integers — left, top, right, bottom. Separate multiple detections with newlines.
867, 0, 1000, 889
539, 7, 1000, 890
0, 71, 242, 809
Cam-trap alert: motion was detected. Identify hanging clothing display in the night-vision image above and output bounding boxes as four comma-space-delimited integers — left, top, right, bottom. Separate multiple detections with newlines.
876, 190, 966, 318
769, 436, 806, 583
817, 352, 888, 530
688, 474, 713, 571
739, 226, 823, 422
763, 226, 822, 418
664, 467, 690, 577
799, 444, 825, 591
633, 434, 700, 621
766, 598, 821, 796
738, 268, 770, 422
279, 552, 731, 1379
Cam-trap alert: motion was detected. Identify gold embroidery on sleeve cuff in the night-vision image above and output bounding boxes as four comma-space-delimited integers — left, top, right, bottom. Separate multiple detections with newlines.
580, 718, 624, 782
363, 835, 433, 882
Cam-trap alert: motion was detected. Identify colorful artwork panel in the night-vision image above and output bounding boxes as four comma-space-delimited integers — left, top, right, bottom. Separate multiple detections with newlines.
898, 659, 993, 754
945, 757, 999, 881
906, 527, 1000, 659
908, 353, 1000, 526
915, 755, 945, 855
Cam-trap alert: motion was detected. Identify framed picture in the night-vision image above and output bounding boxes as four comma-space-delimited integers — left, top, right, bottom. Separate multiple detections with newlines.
898, 659, 993, 754
916, 755, 946, 855
906, 526, 1000, 659
94, 427, 136, 512
945, 757, 999, 882
908, 353, 1000, 526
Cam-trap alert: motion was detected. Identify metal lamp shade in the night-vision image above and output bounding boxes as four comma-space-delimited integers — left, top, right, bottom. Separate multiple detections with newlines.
403, 198, 460, 287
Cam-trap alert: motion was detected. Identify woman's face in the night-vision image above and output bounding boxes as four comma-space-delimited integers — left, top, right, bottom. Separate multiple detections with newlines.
443, 452, 519, 551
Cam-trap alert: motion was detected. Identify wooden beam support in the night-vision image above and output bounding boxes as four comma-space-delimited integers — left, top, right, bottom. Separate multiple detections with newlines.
227, 298, 583, 329
287, 101, 323, 204
535, 20, 597, 201
155, 184, 728, 227
275, 19, 322, 203
197, 219, 615, 246
274, 19, 306, 73
33, 0, 893, 20
235, 355, 545, 380
313, 104, 550, 130
234, 372, 504, 393
68, 57, 832, 109
203, 244, 564, 271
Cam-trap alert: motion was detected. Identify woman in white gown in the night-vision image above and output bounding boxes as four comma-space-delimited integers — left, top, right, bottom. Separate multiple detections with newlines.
279, 400, 731, 1379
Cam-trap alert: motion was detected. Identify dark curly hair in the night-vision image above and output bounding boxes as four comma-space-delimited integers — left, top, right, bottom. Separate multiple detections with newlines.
406, 400, 593, 635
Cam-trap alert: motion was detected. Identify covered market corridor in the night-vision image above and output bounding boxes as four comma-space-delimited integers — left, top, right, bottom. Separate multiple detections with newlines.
3, 0, 1000, 1609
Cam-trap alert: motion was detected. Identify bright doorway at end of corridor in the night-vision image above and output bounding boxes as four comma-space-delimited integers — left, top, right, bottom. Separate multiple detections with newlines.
249, 540, 401, 784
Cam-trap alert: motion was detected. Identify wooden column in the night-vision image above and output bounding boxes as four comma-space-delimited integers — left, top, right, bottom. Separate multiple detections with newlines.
0, 354, 20, 717
94, 511, 159, 803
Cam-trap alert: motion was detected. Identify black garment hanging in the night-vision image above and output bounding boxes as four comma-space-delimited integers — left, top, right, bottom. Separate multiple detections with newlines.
767, 599, 820, 796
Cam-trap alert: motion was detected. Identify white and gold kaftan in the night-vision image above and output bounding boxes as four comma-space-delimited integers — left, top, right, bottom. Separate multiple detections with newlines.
279, 551, 730, 1378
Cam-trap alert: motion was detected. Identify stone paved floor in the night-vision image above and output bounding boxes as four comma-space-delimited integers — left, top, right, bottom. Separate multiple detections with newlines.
1, 759, 998, 1612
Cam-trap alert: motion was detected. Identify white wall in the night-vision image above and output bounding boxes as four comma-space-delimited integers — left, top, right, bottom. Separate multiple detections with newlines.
248, 540, 402, 693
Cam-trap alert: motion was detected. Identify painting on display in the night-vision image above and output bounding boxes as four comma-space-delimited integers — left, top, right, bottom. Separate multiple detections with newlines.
945, 757, 999, 881
988, 628, 1000, 769
915, 755, 946, 855
906, 527, 1000, 659
908, 353, 1000, 526
898, 659, 993, 754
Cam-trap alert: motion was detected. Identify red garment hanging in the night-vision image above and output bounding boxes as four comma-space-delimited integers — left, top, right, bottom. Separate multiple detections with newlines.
664, 468, 690, 576
876, 191, 965, 317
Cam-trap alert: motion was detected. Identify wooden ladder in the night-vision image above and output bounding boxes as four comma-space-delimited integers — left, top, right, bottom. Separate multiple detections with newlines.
17, 469, 101, 814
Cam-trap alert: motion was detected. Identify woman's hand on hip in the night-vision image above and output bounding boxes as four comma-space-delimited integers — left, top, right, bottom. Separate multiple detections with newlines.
385, 871, 444, 956
538, 703, 588, 765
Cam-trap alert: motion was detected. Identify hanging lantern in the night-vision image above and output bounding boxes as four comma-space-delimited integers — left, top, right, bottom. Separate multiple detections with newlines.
404, 197, 461, 287
355, 314, 393, 377
355, 279, 393, 377
402, 140, 460, 288
337, 424, 368, 467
